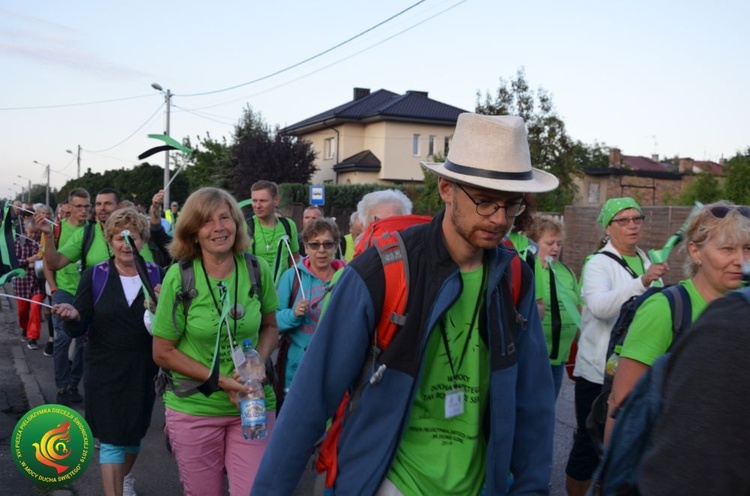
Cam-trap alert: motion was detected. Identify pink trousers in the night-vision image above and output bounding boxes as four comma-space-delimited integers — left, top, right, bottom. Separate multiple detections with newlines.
165, 408, 276, 495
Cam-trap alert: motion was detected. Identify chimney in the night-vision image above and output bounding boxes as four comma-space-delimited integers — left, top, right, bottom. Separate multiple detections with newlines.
609, 148, 622, 168
651, 153, 659, 162
353, 87, 370, 100
678, 158, 694, 173
406, 90, 429, 98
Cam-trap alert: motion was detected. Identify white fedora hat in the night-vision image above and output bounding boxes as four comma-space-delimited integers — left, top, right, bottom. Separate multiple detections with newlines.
421, 113, 559, 193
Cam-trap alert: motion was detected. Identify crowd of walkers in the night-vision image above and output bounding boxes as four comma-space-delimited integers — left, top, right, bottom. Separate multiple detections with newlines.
4, 111, 748, 495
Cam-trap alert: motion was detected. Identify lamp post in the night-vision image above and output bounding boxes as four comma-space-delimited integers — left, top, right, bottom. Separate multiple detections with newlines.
17, 175, 31, 203
66, 145, 82, 178
13, 182, 26, 202
32, 161, 51, 206
151, 83, 172, 208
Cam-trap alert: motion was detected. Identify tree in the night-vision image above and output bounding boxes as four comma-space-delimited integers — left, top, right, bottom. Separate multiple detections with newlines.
183, 134, 234, 193
572, 140, 610, 169
229, 107, 317, 199
678, 172, 722, 205
476, 68, 580, 212
722, 148, 750, 205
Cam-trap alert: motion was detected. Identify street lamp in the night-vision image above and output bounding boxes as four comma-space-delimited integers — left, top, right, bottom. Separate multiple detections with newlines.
66, 145, 82, 178
17, 175, 31, 203
32, 161, 51, 206
151, 82, 172, 208
13, 182, 26, 202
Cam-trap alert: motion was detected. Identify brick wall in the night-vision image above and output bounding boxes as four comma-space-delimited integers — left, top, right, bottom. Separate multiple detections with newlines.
562, 205, 695, 285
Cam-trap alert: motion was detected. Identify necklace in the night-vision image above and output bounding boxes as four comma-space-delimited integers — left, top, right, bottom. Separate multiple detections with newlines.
114, 261, 137, 277
257, 219, 279, 252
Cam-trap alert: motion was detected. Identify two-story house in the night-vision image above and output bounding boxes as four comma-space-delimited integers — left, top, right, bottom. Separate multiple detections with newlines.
280, 87, 467, 185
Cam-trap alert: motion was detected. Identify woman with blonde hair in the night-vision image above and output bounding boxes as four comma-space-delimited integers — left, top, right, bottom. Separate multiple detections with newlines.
526, 214, 581, 400
605, 202, 750, 442
52, 207, 162, 496
152, 187, 279, 495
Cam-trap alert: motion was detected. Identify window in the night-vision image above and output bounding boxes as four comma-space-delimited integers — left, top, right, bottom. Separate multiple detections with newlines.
428, 135, 435, 157
588, 183, 600, 204
412, 134, 420, 156
324, 137, 335, 159
444, 136, 452, 155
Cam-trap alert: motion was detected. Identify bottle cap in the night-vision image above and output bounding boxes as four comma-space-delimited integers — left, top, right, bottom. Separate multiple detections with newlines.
242, 338, 253, 348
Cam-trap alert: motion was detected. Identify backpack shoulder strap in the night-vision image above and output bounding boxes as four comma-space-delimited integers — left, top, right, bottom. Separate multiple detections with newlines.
372, 231, 410, 352
80, 222, 96, 270
91, 260, 111, 306
53, 221, 62, 247
172, 259, 197, 336
288, 269, 301, 308
662, 284, 692, 346
243, 252, 262, 300
246, 214, 256, 254
278, 216, 292, 238
145, 261, 162, 287
598, 250, 639, 279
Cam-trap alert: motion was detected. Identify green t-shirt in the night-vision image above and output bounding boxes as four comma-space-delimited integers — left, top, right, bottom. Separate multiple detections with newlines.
58, 222, 154, 272
152, 254, 279, 416
620, 279, 707, 366
535, 259, 581, 365
251, 217, 299, 277
388, 267, 488, 495
54, 220, 86, 294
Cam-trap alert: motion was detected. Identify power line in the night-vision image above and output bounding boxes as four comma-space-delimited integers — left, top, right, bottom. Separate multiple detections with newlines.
181, 0, 468, 113
84, 102, 165, 154
177, 0, 428, 98
0, 93, 153, 112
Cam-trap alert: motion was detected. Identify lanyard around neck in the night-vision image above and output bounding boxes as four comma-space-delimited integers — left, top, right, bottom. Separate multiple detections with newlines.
201, 256, 239, 350
439, 265, 487, 388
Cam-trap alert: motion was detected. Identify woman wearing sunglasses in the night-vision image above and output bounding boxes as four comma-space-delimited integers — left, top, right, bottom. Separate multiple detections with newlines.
605, 202, 750, 441
275, 218, 345, 406
566, 197, 669, 495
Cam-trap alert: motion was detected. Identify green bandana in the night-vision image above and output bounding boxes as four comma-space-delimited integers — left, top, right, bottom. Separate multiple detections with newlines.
597, 197, 642, 228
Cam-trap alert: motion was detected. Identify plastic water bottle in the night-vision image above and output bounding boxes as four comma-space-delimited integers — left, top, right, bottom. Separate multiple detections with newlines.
238, 339, 267, 440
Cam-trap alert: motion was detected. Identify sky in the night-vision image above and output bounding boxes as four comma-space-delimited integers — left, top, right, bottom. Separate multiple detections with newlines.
1, 0, 748, 199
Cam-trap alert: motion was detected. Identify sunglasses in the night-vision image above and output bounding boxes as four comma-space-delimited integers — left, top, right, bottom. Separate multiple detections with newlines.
708, 205, 750, 219
306, 241, 337, 251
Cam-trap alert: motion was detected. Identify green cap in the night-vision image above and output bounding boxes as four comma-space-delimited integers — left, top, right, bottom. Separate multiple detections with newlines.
597, 197, 642, 228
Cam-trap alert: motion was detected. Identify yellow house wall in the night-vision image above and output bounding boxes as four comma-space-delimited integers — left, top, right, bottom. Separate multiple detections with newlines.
302, 120, 455, 185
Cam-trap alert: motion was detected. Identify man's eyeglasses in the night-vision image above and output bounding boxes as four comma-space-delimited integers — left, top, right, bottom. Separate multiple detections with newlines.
609, 215, 645, 227
71, 204, 91, 210
306, 241, 337, 251
456, 183, 526, 218
708, 205, 750, 219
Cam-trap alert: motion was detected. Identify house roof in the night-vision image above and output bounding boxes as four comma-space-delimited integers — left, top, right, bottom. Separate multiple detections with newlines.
620, 155, 675, 172
332, 150, 381, 173
584, 167, 683, 180
692, 160, 723, 174
281, 89, 468, 135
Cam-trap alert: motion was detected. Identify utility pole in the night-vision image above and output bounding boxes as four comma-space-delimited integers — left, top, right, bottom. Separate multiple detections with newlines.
151, 83, 172, 208
66, 145, 82, 178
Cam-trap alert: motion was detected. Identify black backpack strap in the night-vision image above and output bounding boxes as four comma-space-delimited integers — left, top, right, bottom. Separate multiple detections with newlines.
243, 252, 262, 299
598, 250, 640, 279
662, 284, 691, 348
172, 259, 196, 336
278, 216, 292, 238
548, 268, 562, 360
80, 222, 95, 270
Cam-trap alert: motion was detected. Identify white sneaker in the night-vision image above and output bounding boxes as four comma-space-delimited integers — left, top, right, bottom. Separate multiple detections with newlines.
123, 473, 137, 496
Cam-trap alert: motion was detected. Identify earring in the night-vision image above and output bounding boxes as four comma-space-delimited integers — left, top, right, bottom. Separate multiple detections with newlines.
693, 259, 702, 266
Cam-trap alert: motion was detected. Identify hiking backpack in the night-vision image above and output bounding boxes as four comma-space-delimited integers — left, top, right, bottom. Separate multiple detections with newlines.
315, 215, 527, 492
591, 287, 750, 495
586, 284, 691, 455
156, 252, 269, 397
90, 259, 162, 306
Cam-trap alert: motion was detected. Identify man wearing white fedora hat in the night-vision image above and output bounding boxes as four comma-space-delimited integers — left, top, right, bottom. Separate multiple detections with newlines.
253, 113, 559, 495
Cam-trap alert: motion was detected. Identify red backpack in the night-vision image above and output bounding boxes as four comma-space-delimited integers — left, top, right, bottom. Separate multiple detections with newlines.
315, 215, 524, 490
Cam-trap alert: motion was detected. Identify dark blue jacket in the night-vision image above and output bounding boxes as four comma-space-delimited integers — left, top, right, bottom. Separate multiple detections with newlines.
252, 212, 555, 495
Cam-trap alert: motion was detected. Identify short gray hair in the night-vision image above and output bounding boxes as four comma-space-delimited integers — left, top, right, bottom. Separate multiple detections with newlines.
357, 189, 412, 228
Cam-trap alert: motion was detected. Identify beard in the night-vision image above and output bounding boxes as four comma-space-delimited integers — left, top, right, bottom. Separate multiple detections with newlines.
448, 201, 508, 250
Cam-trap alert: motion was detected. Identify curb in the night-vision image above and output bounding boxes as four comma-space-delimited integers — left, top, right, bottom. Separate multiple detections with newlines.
12, 346, 46, 408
